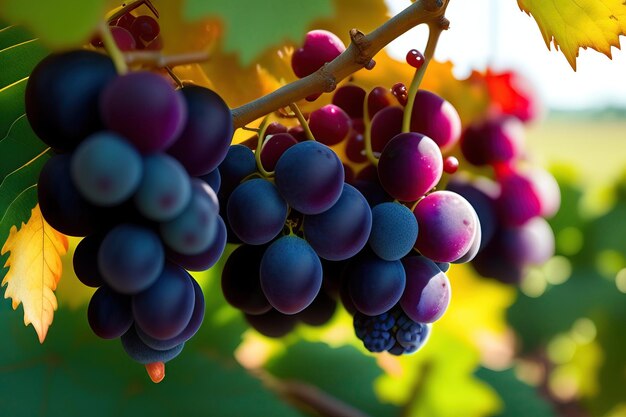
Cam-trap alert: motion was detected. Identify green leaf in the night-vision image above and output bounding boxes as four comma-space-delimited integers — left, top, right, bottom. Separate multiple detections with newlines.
0, 307, 307, 417
475, 367, 555, 417
266, 341, 400, 417
0, 28, 50, 281
183, 0, 334, 65
0, 0, 105, 49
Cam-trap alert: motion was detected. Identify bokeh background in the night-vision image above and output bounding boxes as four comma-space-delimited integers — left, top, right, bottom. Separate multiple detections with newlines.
1, 0, 625, 416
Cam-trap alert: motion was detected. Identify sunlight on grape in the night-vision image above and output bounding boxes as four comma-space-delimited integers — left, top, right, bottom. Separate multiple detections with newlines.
595, 250, 626, 280
542, 256, 572, 285
615, 268, 626, 293
549, 365, 580, 401
556, 227, 583, 256
548, 335, 577, 364
571, 318, 597, 345
520, 268, 547, 298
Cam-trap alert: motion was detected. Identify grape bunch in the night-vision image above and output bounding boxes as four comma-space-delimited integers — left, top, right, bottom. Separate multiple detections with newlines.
447, 113, 560, 284
26, 49, 233, 371
217, 32, 480, 356
91, 6, 162, 52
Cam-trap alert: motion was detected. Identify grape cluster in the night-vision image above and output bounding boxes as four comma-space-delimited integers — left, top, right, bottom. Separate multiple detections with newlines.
216, 31, 480, 356
26, 50, 233, 367
447, 114, 560, 284
91, 8, 162, 51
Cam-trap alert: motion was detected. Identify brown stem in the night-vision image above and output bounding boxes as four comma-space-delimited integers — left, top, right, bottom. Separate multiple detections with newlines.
231, 0, 450, 130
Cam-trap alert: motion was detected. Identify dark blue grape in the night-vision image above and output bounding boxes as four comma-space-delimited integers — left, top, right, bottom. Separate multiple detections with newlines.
200, 169, 221, 194
136, 277, 204, 350
71, 132, 143, 206
133, 263, 195, 340
166, 86, 233, 176
38, 154, 101, 237
244, 309, 298, 338
25, 50, 116, 151
304, 184, 372, 261
227, 179, 288, 245
347, 252, 406, 316
295, 289, 337, 326
134, 153, 191, 221
121, 326, 184, 364
87, 286, 133, 339
98, 224, 164, 294
159, 179, 219, 255
166, 215, 227, 271
218, 145, 257, 199
73, 233, 106, 287
260, 236, 323, 314
221, 244, 271, 315
353, 310, 396, 353
394, 313, 431, 354
369, 202, 418, 261
274, 141, 344, 215
435, 262, 450, 272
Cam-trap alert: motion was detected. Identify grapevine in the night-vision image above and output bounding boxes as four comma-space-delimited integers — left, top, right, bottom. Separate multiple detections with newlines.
11, 0, 565, 393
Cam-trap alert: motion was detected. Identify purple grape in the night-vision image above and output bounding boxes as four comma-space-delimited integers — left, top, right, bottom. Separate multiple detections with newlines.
345, 129, 367, 163
308, 105, 351, 146
393, 314, 431, 354
227, 178, 288, 245
371, 106, 403, 153
37, 154, 101, 236
451, 203, 482, 264
413, 191, 478, 263
497, 167, 560, 226
460, 116, 524, 166
25, 50, 117, 151
121, 326, 184, 364
274, 141, 344, 215
446, 175, 500, 249
100, 71, 187, 153
166, 215, 227, 271
265, 122, 288, 136
73, 233, 106, 287
133, 263, 195, 340
367, 86, 393, 119
245, 309, 297, 338
347, 252, 406, 316
159, 179, 219, 255
110, 26, 136, 51
377, 132, 443, 202
136, 277, 204, 350
369, 202, 418, 261
260, 236, 322, 314
303, 184, 372, 261
71, 131, 143, 207
260, 133, 298, 172
353, 166, 393, 208
291, 30, 345, 78
332, 85, 366, 119
98, 224, 164, 294
221, 244, 271, 315
88, 286, 133, 339
166, 86, 233, 176
410, 90, 461, 152
288, 125, 307, 142
500, 217, 554, 267
400, 256, 451, 323
129, 15, 160, 44
134, 153, 191, 221
472, 241, 524, 284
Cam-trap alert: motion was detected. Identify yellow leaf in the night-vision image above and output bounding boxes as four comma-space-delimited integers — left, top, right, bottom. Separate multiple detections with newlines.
518, 0, 626, 70
1, 204, 68, 343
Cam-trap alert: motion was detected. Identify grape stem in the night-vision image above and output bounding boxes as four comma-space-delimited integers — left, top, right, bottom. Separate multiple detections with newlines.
231, 0, 450, 130
288, 103, 315, 141
362, 90, 379, 167
401, 17, 450, 133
